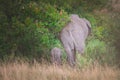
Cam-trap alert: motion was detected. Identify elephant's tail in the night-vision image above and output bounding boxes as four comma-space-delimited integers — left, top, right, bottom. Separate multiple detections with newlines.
68, 30, 77, 50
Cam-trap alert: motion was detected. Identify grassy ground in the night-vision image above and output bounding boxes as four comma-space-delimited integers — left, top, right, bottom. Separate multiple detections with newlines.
0, 61, 119, 80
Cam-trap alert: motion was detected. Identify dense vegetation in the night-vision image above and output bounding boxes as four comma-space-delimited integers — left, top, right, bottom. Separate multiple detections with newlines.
0, 0, 120, 67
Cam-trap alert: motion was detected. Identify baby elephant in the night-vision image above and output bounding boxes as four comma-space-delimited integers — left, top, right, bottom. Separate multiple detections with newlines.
51, 47, 62, 65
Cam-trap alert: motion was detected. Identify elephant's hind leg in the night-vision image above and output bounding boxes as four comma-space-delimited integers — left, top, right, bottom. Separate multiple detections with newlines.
66, 48, 75, 67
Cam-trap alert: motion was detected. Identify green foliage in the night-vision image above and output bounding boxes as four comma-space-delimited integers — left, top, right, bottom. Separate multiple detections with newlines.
0, 1, 69, 61
86, 39, 116, 64
77, 38, 116, 67
0, 0, 119, 67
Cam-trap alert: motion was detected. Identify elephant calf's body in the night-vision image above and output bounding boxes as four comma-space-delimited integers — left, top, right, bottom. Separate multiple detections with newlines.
51, 47, 62, 65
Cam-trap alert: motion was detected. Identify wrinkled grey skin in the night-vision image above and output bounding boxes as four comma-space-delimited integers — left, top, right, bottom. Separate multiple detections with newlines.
60, 14, 91, 66
51, 47, 62, 65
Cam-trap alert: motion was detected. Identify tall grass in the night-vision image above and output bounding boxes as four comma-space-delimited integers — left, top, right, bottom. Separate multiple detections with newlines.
0, 61, 119, 80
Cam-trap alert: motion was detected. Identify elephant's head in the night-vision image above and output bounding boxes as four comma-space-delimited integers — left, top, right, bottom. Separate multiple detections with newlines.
70, 14, 91, 36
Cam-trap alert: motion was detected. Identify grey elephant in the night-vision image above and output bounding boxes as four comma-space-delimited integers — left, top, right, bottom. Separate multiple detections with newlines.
50, 47, 62, 65
59, 14, 91, 66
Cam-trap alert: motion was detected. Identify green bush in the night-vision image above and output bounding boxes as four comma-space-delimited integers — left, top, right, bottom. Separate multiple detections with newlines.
77, 38, 116, 67
0, 1, 69, 61
0, 0, 118, 66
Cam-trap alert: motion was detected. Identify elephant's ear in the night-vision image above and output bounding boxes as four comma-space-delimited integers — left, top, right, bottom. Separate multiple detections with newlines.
83, 18, 91, 35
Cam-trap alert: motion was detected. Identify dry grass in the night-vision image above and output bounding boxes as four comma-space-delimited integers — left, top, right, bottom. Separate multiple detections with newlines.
0, 61, 119, 80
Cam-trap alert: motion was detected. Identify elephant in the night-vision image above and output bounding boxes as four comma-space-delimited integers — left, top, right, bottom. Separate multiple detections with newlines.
50, 47, 62, 65
59, 14, 91, 66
